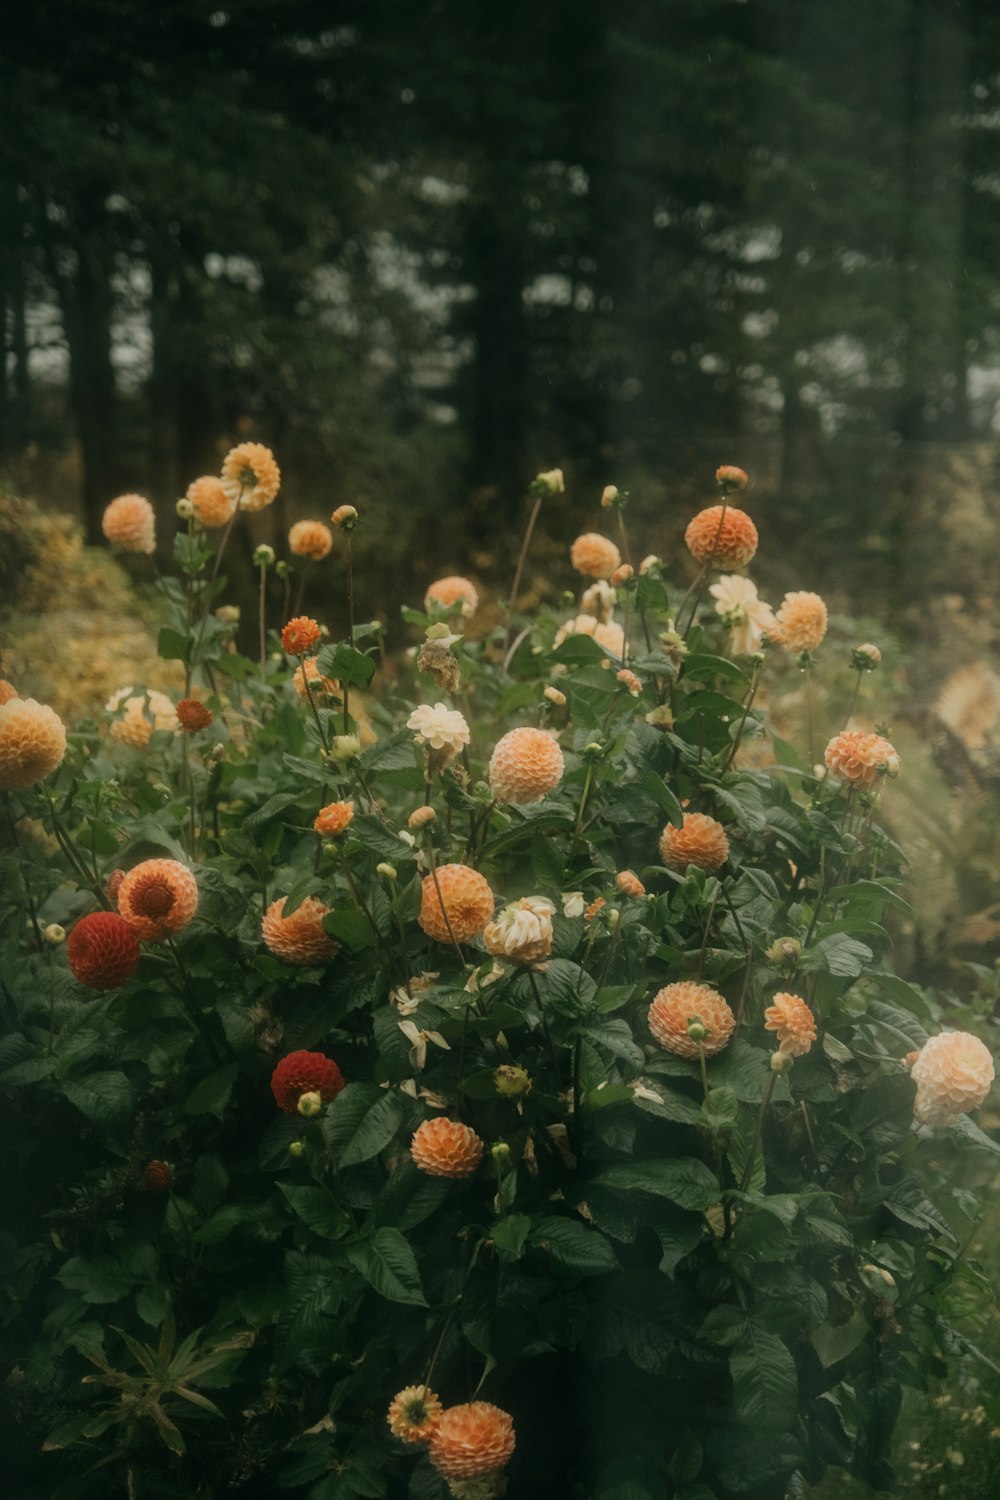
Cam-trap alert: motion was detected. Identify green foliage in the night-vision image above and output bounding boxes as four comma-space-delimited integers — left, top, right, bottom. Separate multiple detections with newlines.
1, 467, 999, 1500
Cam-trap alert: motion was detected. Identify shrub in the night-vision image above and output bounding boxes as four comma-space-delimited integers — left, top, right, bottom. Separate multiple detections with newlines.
1, 457, 997, 1500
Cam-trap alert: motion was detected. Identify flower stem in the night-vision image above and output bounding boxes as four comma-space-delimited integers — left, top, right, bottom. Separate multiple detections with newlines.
739, 1071, 776, 1192
343, 535, 355, 734
258, 561, 268, 680
503, 491, 544, 669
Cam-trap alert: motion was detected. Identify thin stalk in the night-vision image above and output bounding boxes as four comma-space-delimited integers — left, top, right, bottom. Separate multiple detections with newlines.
738, 1070, 777, 1192
343, 535, 355, 734
2, 793, 43, 945
258, 561, 268, 680
804, 657, 815, 766
574, 763, 595, 836
527, 968, 561, 1089
425, 843, 466, 965
697, 884, 722, 977
43, 792, 110, 908
843, 668, 863, 730
300, 657, 330, 753
679, 503, 728, 639
722, 657, 764, 774
502, 491, 544, 669
165, 936, 224, 1066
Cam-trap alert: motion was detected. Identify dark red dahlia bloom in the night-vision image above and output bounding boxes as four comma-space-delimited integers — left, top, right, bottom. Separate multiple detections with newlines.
270, 1050, 345, 1114
143, 1160, 173, 1192
66, 911, 141, 990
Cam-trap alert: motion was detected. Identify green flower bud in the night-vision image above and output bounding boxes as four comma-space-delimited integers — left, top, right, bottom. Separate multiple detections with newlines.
43, 923, 66, 945
494, 1065, 532, 1099
376, 862, 397, 882
765, 937, 801, 968
296, 1090, 323, 1118
253, 544, 276, 568
770, 1049, 794, 1074
328, 735, 361, 763
289, 1140, 306, 1158
176, 497, 195, 519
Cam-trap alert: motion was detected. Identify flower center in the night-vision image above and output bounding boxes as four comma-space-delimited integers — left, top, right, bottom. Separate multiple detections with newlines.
134, 879, 174, 919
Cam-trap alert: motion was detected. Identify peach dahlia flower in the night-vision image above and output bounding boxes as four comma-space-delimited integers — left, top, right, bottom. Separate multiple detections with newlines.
685, 505, 758, 570
102, 493, 156, 554
221, 441, 281, 511
187, 476, 235, 529
570, 532, 622, 580
419, 865, 494, 943
488, 727, 564, 805
387, 1385, 444, 1444
429, 1402, 516, 1481
911, 1031, 995, 1127
288, 520, 333, 560
763, 992, 817, 1057
0, 697, 67, 791
659, 812, 729, 874
118, 859, 199, 942
824, 730, 900, 786
425, 575, 479, 618
262, 896, 339, 965
774, 591, 828, 653
648, 981, 736, 1059
411, 1117, 484, 1179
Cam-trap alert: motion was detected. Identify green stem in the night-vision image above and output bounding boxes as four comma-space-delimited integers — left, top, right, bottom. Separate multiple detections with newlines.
574, 763, 595, 836
722, 656, 764, 774
343, 536, 355, 734
738, 1071, 776, 1193
503, 491, 544, 669
258, 562, 268, 680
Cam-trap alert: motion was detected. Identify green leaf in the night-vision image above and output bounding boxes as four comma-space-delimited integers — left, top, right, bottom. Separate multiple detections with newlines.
492, 1214, 532, 1262
63, 1070, 135, 1128
530, 1215, 619, 1275
322, 907, 377, 951
885, 1177, 956, 1240
639, 770, 684, 828
729, 1325, 797, 1431
347, 1227, 427, 1306
157, 626, 191, 664
803, 933, 873, 977
810, 1311, 868, 1367
316, 643, 376, 690
58, 1255, 133, 1304
683, 654, 749, 686
323, 1083, 404, 1165
279, 1184, 351, 1239
595, 1158, 720, 1211
825, 879, 913, 918
183, 1064, 238, 1118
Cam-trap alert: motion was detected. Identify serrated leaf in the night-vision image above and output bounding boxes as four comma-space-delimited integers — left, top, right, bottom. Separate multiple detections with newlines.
58, 1255, 133, 1304
183, 1064, 238, 1118
347, 1228, 426, 1306
323, 1083, 404, 1165
531, 1215, 619, 1275
639, 769, 684, 828
729, 1325, 797, 1431
280, 1184, 351, 1239
595, 1158, 720, 1211
322, 908, 377, 950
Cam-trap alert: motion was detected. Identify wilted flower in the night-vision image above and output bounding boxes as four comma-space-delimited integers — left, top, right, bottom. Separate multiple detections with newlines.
684, 505, 758, 570
143, 1160, 173, 1193
221, 441, 281, 511
561, 892, 585, 918
407, 702, 470, 761
187, 476, 235, 529
419, 865, 494, 943
388, 1385, 443, 1444
584, 896, 606, 923
660, 812, 729, 873
617, 668, 642, 696
398, 1019, 451, 1071
0, 698, 67, 791
774, 591, 828, 653
411, 1117, 484, 1178
824, 730, 900, 786
488, 726, 564, 805
763, 992, 817, 1056
639, 554, 661, 576
288, 520, 333, 560
425, 575, 479, 618
483, 896, 555, 963
910, 1031, 995, 1126
102, 493, 156, 554
314, 800, 354, 837
270, 1050, 345, 1114
118, 859, 199, 941
709, 575, 777, 655
715, 464, 749, 494
852, 643, 882, 671
648, 982, 736, 1059
570, 532, 622, 580
429, 1402, 516, 1481
610, 563, 634, 588
533, 468, 564, 495
417, 638, 462, 693
408, 805, 437, 831
580, 580, 616, 622
262, 896, 339, 965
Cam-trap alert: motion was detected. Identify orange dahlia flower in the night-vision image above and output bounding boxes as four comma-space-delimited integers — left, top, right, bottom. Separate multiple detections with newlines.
314, 800, 354, 836
0, 698, 67, 791
911, 1031, 995, 1127
118, 859, 199, 941
262, 896, 339, 965
617, 669, 642, 696
824, 730, 900, 786
66, 912, 141, 990
102, 493, 156, 554
584, 896, 606, 922
488, 727, 564, 805
221, 441, 281, 511
648, 981, 736, 1059
387, 1385, 444, 1444
0, 680, 18, 705
186, 475, 235, 529
570, 532, 622, 580
429, 1402, 516, 1481
763, 992, 817, 1056
270, 1049, 345, 1113
616, 870, 645, 898
659, 812, 729, 873
774, 591, 828, 653
425, 575, 479, 618
281, 617, 322, 655
419, 865, 494, 943
288, 520, 333, 560
331, 503, 358, 528
293, 657, 339, 700
176, 698, 213, 732
411, 1117, 484, 1178
684, 505, 758, 570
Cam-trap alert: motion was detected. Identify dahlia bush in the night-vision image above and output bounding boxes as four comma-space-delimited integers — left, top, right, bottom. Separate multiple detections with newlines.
1, 455, 998, 1500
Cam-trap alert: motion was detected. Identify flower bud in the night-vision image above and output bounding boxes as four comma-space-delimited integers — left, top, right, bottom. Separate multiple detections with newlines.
289, 1140, 306, 1158
770, 1049, 794, 1074
331, 504, 358, 529
600, 484, 621, 508
644, 705, 675, 729
275, 560, 292, 580
216, 604, 240, 625
322, 842, 339, 860
852, 643, 881, 671
176, 497, 195, 519
582, 741, 605, 760
494, 1065, 532, 1098
766, 937, 801, 968
408, 805, 437, 830
491, 1141, 513, 1167
638, 554, 661, 576
253, 544, 276, 568
543, 685, 567, 707
715, 464, 749, 495
610, 563, 634, 588
605, 906, 621, 931
531, 468, 565, 497
686, 1019, 708, 1042
376, 862, 398, 882
328, 734, 360, 762
43, 923, 66, 944
297, 1090, 323, 1118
